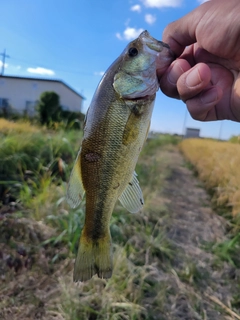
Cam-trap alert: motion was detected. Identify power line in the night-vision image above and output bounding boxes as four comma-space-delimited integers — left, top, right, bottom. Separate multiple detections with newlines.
1, 50, 103, 77
10, 56, 96, 76
0, 49, 10, 75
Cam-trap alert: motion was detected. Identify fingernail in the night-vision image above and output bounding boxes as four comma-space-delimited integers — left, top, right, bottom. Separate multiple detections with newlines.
201, 87, 218, 104
167, 62, 184, 85
186, 68, 202, 87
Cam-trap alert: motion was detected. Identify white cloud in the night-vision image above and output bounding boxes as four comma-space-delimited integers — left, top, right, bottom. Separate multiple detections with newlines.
27, 67, 55, 76
94, 71, 105, 76
0, 61, 8, 68
145, 13, 156, 24
116, 27, 144, 41
116, 33, 122, 40
142, 0, 182, 8
198, 0, 209, 3
130, 4, 141, 12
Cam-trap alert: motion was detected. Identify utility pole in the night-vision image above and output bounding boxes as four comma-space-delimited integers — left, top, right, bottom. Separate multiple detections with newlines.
0, 49, 10, 75
182, 108, 188, 138
218, 121, 224, 141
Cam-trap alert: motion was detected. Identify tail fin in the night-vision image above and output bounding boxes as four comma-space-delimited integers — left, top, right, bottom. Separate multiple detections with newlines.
73, 232, 113, 282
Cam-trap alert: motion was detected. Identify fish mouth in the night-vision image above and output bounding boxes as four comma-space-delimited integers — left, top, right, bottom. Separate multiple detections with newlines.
139, 30, 172, 53
125, 94, 153, 103
139, 30, 175, 74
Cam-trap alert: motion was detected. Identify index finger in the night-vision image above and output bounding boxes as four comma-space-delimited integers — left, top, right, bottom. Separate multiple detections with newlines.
162, 2, 211, 57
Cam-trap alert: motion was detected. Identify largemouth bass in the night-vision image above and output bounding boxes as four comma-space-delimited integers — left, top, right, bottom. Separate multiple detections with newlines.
67, 31, 173, 282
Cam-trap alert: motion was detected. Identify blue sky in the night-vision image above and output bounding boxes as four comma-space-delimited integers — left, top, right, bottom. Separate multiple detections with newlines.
1, 0, 239, 140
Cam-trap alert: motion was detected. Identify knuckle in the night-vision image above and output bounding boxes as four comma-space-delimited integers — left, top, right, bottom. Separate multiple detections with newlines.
186, 99, 207, 121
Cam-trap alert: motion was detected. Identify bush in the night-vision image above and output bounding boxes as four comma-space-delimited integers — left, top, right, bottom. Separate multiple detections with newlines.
60, 110, 85, 129
37, 91, 85, 129
37, 91, 62, 125
229, 135, 240, 144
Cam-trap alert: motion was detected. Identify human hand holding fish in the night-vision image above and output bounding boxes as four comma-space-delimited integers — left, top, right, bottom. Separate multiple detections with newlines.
159, 0, 240, 122
66, 31, 174, 282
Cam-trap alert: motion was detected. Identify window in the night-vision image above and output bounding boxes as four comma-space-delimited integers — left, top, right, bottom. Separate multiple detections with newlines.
0, 98, 10, 116
0, 98, 9, 108
61, 105, 69, 111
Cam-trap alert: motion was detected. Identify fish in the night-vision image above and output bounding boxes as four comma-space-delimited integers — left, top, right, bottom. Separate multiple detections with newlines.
66, 30, 174, 282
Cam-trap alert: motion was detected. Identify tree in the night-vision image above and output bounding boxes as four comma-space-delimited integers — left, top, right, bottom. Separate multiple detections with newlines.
37, 91, 61, 126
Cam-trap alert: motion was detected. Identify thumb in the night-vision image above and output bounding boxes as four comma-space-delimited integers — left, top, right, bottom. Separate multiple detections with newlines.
186, 86, 223, 121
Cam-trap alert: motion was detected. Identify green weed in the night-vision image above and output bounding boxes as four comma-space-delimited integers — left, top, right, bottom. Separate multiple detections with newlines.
0, 129, 81, 179
178, 262, 209, 286
203, 233, 240, 267
141, 134, 179, 156
4, 121, 240, 319
44, 205, 85, 257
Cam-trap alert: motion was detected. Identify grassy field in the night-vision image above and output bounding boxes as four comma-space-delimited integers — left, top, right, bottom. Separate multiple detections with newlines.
179, 138, 240, 216
0, 120, 240, 319
179, 137, 240, 287
0, 118, 41, 134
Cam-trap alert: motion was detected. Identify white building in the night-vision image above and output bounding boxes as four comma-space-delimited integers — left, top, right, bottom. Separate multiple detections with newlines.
185, 127, 200, 138
0, 75, 84, 116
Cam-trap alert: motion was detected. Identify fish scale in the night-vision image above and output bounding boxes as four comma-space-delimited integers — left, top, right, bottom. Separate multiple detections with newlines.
66, 30, 174, 281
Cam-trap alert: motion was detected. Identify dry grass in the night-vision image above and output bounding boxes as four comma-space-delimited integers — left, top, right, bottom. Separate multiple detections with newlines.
2, 132, 240, 319
0, 137, 178, 320
180, 138, 240, 216
0, 118, 42, 134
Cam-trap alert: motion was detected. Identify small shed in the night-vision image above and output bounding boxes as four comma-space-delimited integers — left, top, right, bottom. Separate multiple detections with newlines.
185, 127, 200, 138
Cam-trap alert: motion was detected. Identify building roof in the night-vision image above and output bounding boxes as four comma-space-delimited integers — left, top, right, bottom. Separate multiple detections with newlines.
0, 75, 85, 100
186, 128, 200, 132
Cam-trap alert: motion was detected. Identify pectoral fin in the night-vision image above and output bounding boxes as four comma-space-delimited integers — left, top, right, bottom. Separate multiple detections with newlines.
66, 149, 85, 208
118, 171, 144, 213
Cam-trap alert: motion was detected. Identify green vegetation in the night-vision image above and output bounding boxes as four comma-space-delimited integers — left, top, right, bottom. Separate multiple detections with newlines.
203, 229, 240, 268
141, 134, 180, 156
38, 91, 61, 125
0, 124, 82, 212
37, 91, 85, 129
229, 135, 240, 144
0, 122, 239, 319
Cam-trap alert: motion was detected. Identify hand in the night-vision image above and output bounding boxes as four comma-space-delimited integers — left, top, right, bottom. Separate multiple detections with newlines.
158, 0, 240, 122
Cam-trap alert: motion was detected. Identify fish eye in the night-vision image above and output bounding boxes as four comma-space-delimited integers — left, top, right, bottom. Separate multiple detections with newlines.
128, 47, 138, 57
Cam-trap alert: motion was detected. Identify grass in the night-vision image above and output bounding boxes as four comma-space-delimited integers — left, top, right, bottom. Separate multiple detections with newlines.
141, 134, 180, 157
46, 136, 178, 319
1, 126, 179, 319
1, 121, 240, 319
179, 138, 240, 216
0, 118, 41, 134
0, 119, 82, 217
180, 137, 240, 298
43, 204, 85, 260
229, 135, 240, 144
203, 232, 240, 268
0, 130, 80, 176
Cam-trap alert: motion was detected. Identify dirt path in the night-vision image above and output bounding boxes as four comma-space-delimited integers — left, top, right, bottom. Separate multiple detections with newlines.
161, 147, 240, 320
